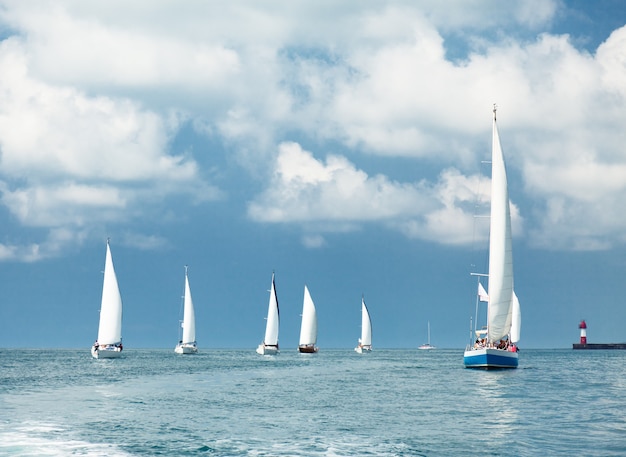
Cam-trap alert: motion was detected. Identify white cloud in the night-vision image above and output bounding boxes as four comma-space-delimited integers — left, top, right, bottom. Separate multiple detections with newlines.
248, 142, 507, 246
0, 182, 126, 227
247, 142, 435, 224
302, 234, 327, 249
0, 0, 625, 257
0, 227, 88, 262
0, 34, 220, 260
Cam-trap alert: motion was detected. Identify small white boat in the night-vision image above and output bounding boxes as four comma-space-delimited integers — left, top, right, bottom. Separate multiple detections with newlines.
298, 285, 318, 353
175, 266, 198, 354
91, 239, 123, 359
256, 272, 280, 355
418, 321, 436, 350
464, 106, 521, 369
355, 296, 372, 353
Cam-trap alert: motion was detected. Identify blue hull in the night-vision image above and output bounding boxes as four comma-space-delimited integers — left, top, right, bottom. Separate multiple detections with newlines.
464, 348, 518, 369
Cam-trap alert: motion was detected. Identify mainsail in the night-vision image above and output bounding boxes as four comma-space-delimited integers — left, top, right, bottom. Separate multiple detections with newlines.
487, 113, 516, 343
181, 268, 196, 345
97, 240, 123, 346
360, 297, 372, 347
263, 273, 280, 346
299, 285, 318, 346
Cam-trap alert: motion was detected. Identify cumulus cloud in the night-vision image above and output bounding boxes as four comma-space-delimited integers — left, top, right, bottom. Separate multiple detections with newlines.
0, 0, 625, 259
248, 142, 505, 247
254, 13, 626, 250
247, 142, 434, 224
0, 34, 220, 260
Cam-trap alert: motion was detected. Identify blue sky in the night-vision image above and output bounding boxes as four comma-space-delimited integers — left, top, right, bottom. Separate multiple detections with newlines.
0, 1, 625, 349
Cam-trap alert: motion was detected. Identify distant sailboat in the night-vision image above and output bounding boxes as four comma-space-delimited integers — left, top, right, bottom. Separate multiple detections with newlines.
298, 285, 318, 353
91, 239, 123, 359
464, 106, 521, 369
256, 272, 280, 355
418, 321, 436, 350
175, 266, 198, 354
355, 296, 372, 353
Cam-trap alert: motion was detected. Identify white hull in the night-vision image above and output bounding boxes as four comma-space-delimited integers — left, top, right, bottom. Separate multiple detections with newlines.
256, 344, 279, 355
355, 345, 372, 354
175, 343, 198, 354
91, 345, 122, 359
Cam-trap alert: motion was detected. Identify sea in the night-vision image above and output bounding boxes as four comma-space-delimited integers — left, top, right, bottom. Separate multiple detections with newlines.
1, 348, 625, 457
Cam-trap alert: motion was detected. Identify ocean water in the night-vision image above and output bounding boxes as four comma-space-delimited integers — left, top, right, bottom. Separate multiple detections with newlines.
1, 349, 625, 456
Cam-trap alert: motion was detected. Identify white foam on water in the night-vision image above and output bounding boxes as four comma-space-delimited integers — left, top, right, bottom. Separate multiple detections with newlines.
0, 421, 132, 457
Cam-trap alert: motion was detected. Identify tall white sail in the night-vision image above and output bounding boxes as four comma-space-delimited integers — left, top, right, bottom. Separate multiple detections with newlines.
487, 114, 515, 343
510, 291, 521, 344
97, 240, 123, 345
299, 285, 318, 346
263, 273, 280, 346
181, 268, 196, 345
360, 298, 372, 347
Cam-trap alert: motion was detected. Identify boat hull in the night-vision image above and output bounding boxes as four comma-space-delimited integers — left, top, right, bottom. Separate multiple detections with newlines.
464, 347, 518, 369
175, 343, 198, 354
298, 344, 318, 354
355, 345, 372, 354
91, 345, 122, 359
418, 344, 436, 350
256, 344, 279, 355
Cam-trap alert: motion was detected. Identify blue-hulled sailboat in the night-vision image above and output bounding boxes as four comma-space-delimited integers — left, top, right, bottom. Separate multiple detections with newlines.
464, 106, 521, 369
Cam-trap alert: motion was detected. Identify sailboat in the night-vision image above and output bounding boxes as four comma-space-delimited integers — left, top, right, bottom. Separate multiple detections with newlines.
91, 239, 123, 359
418, 321, 436, 350
175, 266, 198, 354
464, 106, 522, 369
256, 272, 280, 355
355, 296, 372, 353
298, 285, 318, 353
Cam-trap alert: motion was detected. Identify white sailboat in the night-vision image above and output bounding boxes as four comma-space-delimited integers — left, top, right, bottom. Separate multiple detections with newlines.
91, 239, 123, 359
418, 321, 436, 350
298, 285, 318, 353
355, 296, 372, 353
464, 106, 521, 369
175, 266, 198, 354
256, 272, 280, 355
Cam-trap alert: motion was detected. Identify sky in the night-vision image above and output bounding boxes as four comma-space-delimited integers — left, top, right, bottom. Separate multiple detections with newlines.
0, 0, 625, 350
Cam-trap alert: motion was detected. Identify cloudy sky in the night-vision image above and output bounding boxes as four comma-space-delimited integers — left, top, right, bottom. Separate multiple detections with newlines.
1, 0, 625, 350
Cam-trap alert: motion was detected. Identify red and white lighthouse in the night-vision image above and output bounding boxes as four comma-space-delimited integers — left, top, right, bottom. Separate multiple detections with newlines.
579, 320, 587, 344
